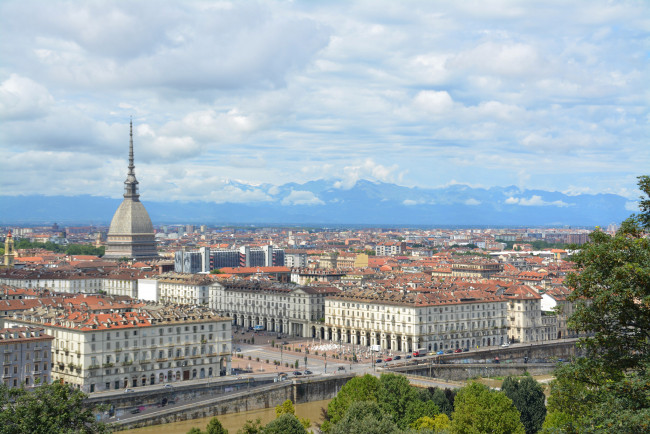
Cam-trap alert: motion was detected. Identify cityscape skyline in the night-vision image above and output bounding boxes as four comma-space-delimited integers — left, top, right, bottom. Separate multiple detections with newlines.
1, 0, 648, 212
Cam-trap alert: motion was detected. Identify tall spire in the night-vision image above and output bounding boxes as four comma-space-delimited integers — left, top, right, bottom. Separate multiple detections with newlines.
128, 117, 135, 175
123, 118, 140, 201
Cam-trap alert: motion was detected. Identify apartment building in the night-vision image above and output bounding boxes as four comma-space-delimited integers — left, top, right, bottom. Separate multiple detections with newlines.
375, 242, 404, 256
210, 280, 337, 338
7, 305, 231, 393
138, 273, 212, 305
284, 252, 308, 268
323, 287, 508, 353
0, 327, 53, 388
0, 269, 145, 298
451, 260, 503, 278
504, 285, 546, 343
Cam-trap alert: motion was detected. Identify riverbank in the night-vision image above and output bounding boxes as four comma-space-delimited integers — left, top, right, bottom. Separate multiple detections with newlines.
121, 398, 331, 434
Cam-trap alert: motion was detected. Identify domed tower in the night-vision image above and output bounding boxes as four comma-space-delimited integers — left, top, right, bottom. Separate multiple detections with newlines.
104, 121, 159, 260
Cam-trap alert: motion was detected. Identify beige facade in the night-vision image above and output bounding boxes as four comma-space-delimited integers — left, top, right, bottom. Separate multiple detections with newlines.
324, 289, 508, 353
211, 281, 335, 338
505, 286, 545, 343
7, 306, 231, 393
1, 327, 53, 388
451, 261, 503, 278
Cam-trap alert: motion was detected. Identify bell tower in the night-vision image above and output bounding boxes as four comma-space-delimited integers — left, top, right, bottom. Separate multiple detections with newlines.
4, 231, 15, 268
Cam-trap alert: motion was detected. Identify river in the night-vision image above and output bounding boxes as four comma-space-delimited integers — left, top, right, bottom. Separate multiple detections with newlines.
121, 399, 331, 434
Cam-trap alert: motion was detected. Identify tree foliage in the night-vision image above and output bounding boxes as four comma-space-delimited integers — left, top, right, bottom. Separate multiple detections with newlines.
330, 401, 400, 434
322, 374, 380, 431
0, 382, 109, 434
273, 400, 309, 429
236, 418, 263, 434
451, 382, 525, 434
275, 399, 295, 418
425, 387, 456, 418
411, 413, 451, 432
13, 239, 105, 257
544, 175, 650, 433
377, 373, 425, 428
261, 413, 307, 434
205, 417, 229, 434
501, 376, 546, 434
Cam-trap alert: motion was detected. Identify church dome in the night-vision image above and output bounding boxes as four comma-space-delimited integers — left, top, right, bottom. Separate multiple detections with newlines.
107, 199, 154, 235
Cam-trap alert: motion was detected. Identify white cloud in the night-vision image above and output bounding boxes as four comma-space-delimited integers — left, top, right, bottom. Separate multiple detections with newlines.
0, 74, 54, 120
0, 0, 647, 201
464, 198, 481, 205
625, 201, 638, 212
413, 90, 455, 115
281, 190, 325, 206
505, 195, 572, 207
333, 159, 403, 189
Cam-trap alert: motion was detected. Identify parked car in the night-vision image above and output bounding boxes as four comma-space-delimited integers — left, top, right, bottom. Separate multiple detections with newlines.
501, 342, 510, 348
163, 384, 174, 389
292, 371, 302, 376
303, 370, 313, 375
376, 359, 383, 364
446, 350, 454, 354
405, 355, 411, 359
338, 366, 346, 371
385, 357, 393, 362
236, 347, 242, 352
436, 350, 444, 355
124, 388, 134, 393
462, 348, 469, 352
130, 408, 140, 414
454, 348, 463, 353
394, 355, 401, 360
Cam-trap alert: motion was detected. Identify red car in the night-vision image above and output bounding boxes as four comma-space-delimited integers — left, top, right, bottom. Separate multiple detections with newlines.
454, 348, 463, 353
385, 357, 393, 362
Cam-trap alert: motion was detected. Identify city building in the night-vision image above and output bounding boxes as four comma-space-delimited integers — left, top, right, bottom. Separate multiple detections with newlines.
284, 252, 308, 268
139, 273, 212, 305
210, 280, 337, 337
323, 287, 508, 353
7, 305, 231, 393
375, 242, 405, 256
1, 327, 54, 388
104, 121, 159, 261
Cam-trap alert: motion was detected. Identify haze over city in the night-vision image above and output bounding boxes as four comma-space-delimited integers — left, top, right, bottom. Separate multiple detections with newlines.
1, 0, 648, 217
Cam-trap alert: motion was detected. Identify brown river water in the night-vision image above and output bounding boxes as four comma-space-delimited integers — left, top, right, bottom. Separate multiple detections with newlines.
121, 399, 331, 434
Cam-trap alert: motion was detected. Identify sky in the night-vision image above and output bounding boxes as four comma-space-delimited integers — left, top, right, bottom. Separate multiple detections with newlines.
1, 0, 648, 204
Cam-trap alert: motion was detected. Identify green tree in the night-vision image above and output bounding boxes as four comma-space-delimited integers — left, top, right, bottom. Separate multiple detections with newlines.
236, 418, 263, 434
206, 417, 228, 434
0, 382, 109, 434
275, 399, 295, 417
322, 374, 381, 431
274, 399, 310, 429
501, 376, 546, 434
378, 373, 422, 428
330, 401, 400, 434
187, 428, 204, 434
544, 175, 650, 433
426, 387, 456, 418
411, 413, 451, 432
451, 382, 525, 434
261, 413, 307, 434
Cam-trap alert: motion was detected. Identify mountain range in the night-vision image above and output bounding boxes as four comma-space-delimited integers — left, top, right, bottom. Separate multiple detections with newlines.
0, 179, 633, 226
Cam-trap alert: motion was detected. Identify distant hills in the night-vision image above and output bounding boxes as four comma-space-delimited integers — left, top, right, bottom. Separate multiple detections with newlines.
0, 179, 632, 226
